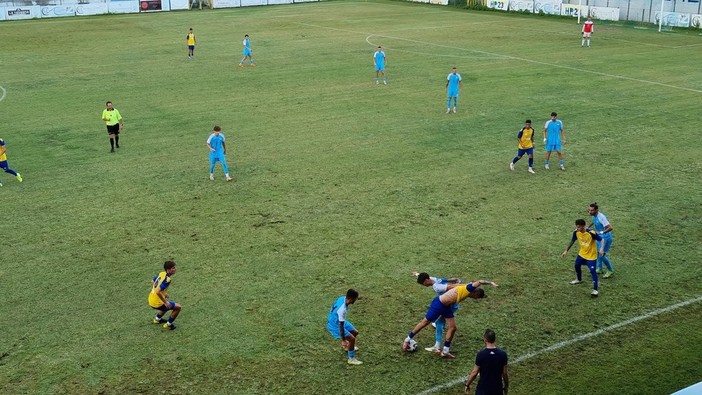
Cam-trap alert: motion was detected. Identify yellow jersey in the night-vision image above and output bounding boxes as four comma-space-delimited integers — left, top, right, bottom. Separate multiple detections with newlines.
187, 32, 196, 46
574, 230, 601, 260
518, 126, 534, 149
0, 138, 7, 161
455, 284, 477, 303
148, 271, 171, 308
102, 109, 122, 126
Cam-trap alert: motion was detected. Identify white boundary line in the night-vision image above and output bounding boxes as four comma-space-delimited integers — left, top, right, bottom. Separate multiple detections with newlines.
415, 294, 702, 395
295, 22, 702, 94
0, 86, 6, 102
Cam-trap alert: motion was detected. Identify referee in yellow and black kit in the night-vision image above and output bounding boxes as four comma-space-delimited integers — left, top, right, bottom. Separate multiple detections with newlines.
101, 101, 124, 153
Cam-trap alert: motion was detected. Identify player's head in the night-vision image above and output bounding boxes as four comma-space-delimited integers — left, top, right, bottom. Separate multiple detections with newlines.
213, 125, 221, 135
346, 288, 359, 304
164, 260, 177, 274
484, 328, 496, 343
105, 101, 113, 109
550, 111, 557, 118
468, 287, 486, 299
575, 218, 587, 232
452, 67, 457, 74
525, 119, 532, 125
416, 272, 431, 286
244, 34, 249, 38
189, 28, 193, 31
377, 46, 382, 50
588, 202, 599, 215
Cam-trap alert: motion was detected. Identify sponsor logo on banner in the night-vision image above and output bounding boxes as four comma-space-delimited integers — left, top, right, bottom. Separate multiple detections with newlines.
534, 0, 560, 15
41, 6, 76, 18
654, 11, 690, 27
76, 3, 109, 15
408, 0, 448, 4
509, 1, 534, 13
140, 0, 162, 11
692, 14, 702, 29
213, 0, 241, 8
561, 4, 587, 17
6, 6, 39, 19
487, 0, 508, 11
589, 6, 619, 21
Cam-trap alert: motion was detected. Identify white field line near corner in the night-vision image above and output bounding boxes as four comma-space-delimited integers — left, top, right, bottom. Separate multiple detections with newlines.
415, 294, 702, 395
295, 22, 702, 94
0, 86, 6, 102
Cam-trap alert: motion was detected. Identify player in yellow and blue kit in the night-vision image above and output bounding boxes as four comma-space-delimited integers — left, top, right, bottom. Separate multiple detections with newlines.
413, 272, 462, 353
186, 28, 196, 58
148, 260, 182, 330
510, 120, 536, 174
561, 219, 603, 297
402, 279, 498, 359
207, 126, 233, 181
0, 137, 23, 187
327, 289, 362, 365
239, 34, 255, 67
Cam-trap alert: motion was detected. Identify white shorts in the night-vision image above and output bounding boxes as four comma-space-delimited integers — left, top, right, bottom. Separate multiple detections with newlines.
583, 32, 592, 38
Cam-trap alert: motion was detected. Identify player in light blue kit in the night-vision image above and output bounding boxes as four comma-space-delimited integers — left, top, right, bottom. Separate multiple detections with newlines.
446, 67, 462, 114
326, 289, 362, 365
588, 202, 614, 278
206, 126, 233, 182
239, 34, 255, 67
413, 272, 462, 353
373, 46, 387, 85
543, 111, 566, 170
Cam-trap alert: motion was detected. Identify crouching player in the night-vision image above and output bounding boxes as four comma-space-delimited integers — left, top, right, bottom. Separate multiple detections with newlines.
327, 289, 362, 365
148, 260, 182, 330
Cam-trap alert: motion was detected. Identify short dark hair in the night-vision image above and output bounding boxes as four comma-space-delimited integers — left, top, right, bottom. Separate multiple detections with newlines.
164, 260, 176, 270
525, 119, 531, 123
575, 219, 586, 226
551, 111, 557, 117
213, 126, 221, 132
106, 101, 112, 106
417, 272, 430, 284
346, 289, 359, 299
589, 202, 599, 210
484, 328, 496, 343
473, 288, 486, 298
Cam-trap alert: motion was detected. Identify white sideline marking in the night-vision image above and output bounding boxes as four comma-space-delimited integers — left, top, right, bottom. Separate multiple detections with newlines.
366, 35, 504, 60
0, 86, 6, 102
415, 295, 702, 395
295, 22, 702, 94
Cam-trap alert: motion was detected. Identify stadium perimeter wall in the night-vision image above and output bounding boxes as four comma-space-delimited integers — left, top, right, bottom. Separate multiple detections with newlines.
0, 0, 318, 20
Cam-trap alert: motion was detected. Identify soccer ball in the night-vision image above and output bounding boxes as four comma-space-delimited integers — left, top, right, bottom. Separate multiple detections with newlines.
407, 339, 418, 352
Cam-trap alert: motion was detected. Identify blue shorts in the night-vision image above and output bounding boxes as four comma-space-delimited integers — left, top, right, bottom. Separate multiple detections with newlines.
597, 237, 613, 254
209, 154, 225, 163
575, 255, 597, 269
447, 90, 459, 98
425, 296, 455, 322
517, 148, 534, 157
327, 321, 356, 339
153, 300, 177, 312
243, 48, 252, 57
188, 45, 195, 50
545, 142, 562, 152
0, 160, 10, 170
375, 64, 385, 72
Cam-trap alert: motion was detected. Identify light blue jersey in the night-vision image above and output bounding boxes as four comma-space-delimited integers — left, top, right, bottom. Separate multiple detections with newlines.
243, 38, 252, 57
545, 119, 563, 143
326, 296, 355, 339
447, 73, 462, 97
591, 212, 612, 239
207, 133, 226, 156
374, 50, 385, 71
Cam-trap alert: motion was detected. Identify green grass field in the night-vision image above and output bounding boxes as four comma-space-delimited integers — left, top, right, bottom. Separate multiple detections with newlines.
1, 1, 701, 394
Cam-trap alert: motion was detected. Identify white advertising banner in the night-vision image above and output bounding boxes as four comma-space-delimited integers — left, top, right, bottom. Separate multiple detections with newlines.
487, 0, 509, 11
561, 4, 587, 17
41, 6, 76, 18
0, 7, 5, 20
589, 6, 619, 21
509, 1, 534, 13
5, 6, 40, 20
170, 0, 189, 9
108, 0, 140, 14
241, 0, 265, 6
76, 3, 108, 15
654, 11, 690, 27
213, 0, 240, 8
267, 0, 293, 4
691, 14, 702, 29
534, 0, 560, 15
292, 0, 320, 2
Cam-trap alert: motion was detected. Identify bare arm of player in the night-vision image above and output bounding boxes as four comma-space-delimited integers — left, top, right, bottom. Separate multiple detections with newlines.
561, 239, 577, 257
471, 280, 498, 288
464, 365, 480, 394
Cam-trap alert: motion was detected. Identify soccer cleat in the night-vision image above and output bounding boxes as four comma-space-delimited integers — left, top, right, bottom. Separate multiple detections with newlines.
440, 351, 456, 359
152, 318, 165, 324
544, 164, 550, 170
110, 148, 115, 153
0, 181, 3, 187
591, 290, 599, 297
347, 358, 363, 365
116, 144, 120, 149
209, 174, 215, 181
452, 107, 457, 113
570, 279, 583, 285
446, 108, 450, 114
596, 269, 605, 274
424, 346, 440, 353
226, 176, 233, 182
528, 167, 535, 174
383, 80, 387, 85
163, 323, 176, 330
603, 271, 614, 279
509, 162, 515, 171
560, 165, 565, 171
16, 173, 23, 182
376, 80, 379, 85
238, 64, 244, 68
402, 340, 410, 352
